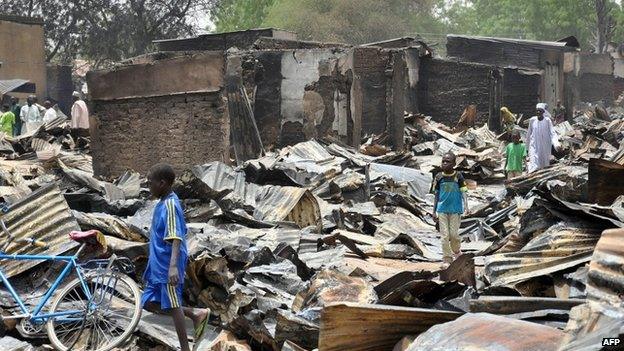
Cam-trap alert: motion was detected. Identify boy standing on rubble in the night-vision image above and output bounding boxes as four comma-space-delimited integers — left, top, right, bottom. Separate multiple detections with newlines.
142, 163, 210, 351
432, 152, 469, 265
504, 131, 526, 179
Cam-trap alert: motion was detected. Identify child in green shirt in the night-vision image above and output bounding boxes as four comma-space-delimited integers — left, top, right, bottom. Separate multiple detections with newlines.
504, 131, 527, 179
0, 104, 15, 136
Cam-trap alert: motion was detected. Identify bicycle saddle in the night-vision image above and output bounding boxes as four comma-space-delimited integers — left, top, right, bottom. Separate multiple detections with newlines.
69, 230, 106, 248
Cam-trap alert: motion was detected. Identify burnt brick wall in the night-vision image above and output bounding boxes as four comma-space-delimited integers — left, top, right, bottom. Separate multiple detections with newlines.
352, 47, 390, 136
503, 69, 540, 119
91, 92, 228, 177
447, 36, 542, 69
580, 73, 613, 104
417, 58, 491, 126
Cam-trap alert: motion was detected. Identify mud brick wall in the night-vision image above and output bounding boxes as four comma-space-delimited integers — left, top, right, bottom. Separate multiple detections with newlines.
580, 73, 614, 104
503, 69, 540, 119
417, 58, 491, 126
241, 49, 352, 149
91, 92, 228, 177
352, 47, 390, 136
246, 51, 283, 149
447, 36, 542, 69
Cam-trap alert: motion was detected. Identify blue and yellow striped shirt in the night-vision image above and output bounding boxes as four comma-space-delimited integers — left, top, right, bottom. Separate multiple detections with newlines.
143, 192, 188, 284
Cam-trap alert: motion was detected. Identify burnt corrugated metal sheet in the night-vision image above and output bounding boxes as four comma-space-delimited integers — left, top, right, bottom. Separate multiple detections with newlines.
588, 159, 624, 206
557, 301, 624, 351
181, 162, 322, 229
0, 184, 80, 277
447, 35, 579, 50
586, 228, 624, 306
484, 224, 602, 286
407, 313, 564, 351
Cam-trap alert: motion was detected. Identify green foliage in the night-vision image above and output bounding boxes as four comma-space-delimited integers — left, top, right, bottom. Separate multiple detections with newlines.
212, 0, 276, 32
261, 0, 445, 44
444, 0, 623, 50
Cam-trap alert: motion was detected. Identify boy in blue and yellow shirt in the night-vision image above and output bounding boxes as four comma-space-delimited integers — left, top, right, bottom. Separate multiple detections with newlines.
432, 152, 469, 265
142, 164, 209, 350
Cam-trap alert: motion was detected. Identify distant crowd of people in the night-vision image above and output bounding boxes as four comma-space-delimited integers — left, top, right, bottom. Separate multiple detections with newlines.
0, 91, 89, 137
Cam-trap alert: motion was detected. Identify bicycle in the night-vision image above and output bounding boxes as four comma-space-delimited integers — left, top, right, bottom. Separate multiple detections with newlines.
0, 219, 143, 351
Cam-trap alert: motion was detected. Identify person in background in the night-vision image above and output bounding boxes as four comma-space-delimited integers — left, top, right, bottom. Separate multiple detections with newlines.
20, 95, 41, 134
504, 131, 527, 179
553, 100, 566, 125
142, 164, 210, 351
526, 103, 560, 173
43, 100, 57, 123
71, 91, 89, 134
0, 104, 15, 136
431, 152, 470, 266
500, 106, 517, 133
10, 97, 21, 137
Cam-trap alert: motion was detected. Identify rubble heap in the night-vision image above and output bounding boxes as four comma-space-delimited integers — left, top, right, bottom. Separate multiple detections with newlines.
0, 109, 622, 351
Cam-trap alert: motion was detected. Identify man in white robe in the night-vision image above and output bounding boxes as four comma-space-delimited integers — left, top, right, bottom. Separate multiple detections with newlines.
526, 103, 560, 173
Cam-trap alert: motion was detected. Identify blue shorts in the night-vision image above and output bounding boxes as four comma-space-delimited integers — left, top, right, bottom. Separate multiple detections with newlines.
141, 282, 183, 310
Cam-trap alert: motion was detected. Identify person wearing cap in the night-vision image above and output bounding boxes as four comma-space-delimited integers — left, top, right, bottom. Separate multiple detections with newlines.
71, 91, 89, 133
526, 103, 560, 173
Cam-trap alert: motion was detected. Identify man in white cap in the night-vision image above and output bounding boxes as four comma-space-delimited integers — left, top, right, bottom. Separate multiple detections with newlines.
526, 102, 560, 173
71, 91, 89, 134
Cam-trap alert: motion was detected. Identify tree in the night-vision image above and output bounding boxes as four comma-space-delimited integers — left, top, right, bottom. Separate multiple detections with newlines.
261, 0, 446, 44
3, 0, 216, 67
593, 0, 617, 53
211, 0, 276, 32
443, 0, 624, 51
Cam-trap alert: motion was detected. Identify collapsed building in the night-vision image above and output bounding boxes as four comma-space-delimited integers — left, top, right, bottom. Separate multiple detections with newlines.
87, 29, 622, 181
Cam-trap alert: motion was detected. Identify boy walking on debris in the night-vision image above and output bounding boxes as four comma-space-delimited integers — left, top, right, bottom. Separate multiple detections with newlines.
504, 131, 527, 179
432, 152, 469, 265
142, 163, 209, 351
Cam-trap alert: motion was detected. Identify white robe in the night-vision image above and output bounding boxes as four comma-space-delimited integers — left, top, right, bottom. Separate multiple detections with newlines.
526, 116, 559, 173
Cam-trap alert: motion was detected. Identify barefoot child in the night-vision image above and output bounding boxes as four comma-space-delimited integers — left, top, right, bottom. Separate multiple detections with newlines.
432, 152, 469, 264
142, 163, 209, 351
504, 131, 527, 179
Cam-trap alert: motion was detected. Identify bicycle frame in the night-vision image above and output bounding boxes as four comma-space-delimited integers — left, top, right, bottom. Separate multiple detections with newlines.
0, 247, 92, 324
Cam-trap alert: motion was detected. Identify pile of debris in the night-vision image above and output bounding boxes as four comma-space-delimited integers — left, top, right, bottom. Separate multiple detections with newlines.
0, 108, 622, 351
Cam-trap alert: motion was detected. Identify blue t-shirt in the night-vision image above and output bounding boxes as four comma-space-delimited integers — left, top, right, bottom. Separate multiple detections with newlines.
432, 171, 467, 214
143, 192, 188, 284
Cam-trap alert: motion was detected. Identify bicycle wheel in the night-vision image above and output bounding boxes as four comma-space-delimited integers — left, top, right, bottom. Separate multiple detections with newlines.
46, 272, 142, 351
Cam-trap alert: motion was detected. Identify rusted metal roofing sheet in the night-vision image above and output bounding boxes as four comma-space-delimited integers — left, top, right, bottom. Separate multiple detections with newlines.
557, 301, 624, 351
253, 185, 321, 229
586, 228, 624, 306
484, 224, 602, 287
319, 303, 460, 351
0, 184, 80, 277
407, 313, 564, 351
